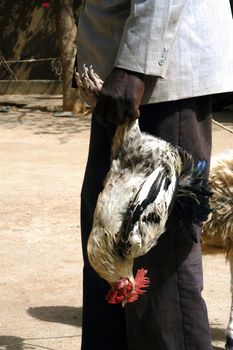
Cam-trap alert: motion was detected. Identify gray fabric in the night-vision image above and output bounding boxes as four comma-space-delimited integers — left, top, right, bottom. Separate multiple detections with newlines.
77, 0, 233, 103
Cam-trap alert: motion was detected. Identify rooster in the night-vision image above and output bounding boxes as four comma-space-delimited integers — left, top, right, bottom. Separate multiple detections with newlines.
76, 66, 212, 306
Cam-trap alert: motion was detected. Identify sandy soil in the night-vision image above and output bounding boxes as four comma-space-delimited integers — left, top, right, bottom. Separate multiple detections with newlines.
0, 97, 232, 350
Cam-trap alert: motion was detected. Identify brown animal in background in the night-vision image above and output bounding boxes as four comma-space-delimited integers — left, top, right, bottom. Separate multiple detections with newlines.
202, 149, 233, 350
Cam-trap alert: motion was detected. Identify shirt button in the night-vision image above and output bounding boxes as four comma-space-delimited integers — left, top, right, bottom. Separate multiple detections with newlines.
158, 57, 166, 66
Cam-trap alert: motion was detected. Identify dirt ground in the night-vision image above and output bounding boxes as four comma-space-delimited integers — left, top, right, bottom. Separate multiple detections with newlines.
0, 96, 232, 350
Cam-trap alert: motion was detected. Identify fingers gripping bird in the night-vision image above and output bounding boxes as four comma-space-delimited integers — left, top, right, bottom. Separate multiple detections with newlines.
76, 66, 212, 306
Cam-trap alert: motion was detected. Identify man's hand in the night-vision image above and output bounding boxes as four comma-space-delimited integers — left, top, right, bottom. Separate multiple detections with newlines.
95, 68, 145, 126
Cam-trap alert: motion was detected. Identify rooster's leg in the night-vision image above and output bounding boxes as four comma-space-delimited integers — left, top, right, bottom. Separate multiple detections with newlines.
75, 65, 103, 107
83, 65, 103, 95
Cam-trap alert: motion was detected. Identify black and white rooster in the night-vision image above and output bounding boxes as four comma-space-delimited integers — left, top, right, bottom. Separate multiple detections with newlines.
76, 66, 212, 306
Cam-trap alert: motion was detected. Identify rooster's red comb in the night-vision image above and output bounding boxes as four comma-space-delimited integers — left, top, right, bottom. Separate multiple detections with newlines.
106, 268, 150, 305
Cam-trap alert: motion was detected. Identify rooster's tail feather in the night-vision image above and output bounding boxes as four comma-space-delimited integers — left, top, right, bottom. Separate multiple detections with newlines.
172, 148, 213, 241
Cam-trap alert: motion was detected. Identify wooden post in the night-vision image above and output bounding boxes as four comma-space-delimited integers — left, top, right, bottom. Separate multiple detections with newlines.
54, 0, 81, 112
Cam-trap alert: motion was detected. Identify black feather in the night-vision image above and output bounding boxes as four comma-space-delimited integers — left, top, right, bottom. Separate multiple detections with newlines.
172, 148, 213, 242
136, 171, 166, 218
120, 169, 169, 241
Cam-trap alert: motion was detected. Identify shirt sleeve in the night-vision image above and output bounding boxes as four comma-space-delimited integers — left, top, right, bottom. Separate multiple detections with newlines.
114, 0, 186, 78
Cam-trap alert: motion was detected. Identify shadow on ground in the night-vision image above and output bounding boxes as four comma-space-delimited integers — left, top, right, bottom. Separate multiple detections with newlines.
0, 109, 91, 139
27, 306, 82, 327
213, 107, 233, 123
0, 307, 82, 349
212, 109, 233, 132
211, 325, 226, 341
0, 336, 25, 350
211, 325, 226, 350
0, 334, 80, 350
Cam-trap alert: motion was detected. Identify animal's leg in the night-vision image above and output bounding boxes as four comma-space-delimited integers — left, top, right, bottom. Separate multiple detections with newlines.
83, 65, 103, 94
226, 256, 233, 350
74, 65, 103, 107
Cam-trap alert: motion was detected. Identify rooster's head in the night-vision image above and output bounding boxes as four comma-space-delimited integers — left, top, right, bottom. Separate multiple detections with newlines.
87, 224, 134, 284
87, 221, 150, 306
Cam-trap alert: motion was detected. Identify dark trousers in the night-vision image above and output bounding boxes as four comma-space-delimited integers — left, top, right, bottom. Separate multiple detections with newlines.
80, 96, 212, 350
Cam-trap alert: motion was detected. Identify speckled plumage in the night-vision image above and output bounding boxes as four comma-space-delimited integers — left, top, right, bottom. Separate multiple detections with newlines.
76, 66, 211, 289
88, 119, 182, 284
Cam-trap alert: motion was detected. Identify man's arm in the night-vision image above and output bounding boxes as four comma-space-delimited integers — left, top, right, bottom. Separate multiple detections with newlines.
115, 0, 186, 78
95, 0, 186, 125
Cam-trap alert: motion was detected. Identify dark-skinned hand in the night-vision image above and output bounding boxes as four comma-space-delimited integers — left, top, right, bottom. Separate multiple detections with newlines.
95, 67, 145, 126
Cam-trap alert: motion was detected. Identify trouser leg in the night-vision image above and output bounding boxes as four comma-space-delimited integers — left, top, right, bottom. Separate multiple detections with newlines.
126, 96, 212, 350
